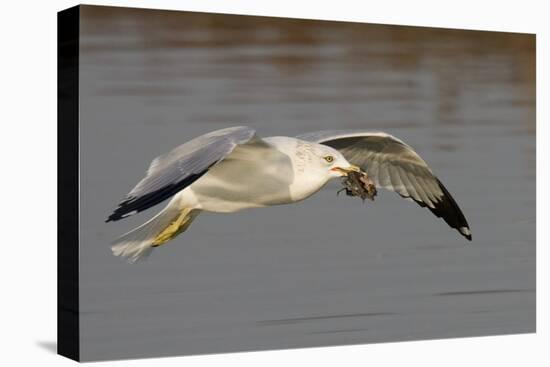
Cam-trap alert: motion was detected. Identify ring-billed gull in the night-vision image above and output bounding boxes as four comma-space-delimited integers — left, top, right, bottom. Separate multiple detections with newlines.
107, 126, 471, 262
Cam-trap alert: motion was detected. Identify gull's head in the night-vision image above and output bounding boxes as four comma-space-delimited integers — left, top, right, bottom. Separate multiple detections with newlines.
309, 144, 360, 179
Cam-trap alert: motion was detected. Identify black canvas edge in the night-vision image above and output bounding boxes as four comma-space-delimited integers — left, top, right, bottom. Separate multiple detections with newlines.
58, 5, 80, 362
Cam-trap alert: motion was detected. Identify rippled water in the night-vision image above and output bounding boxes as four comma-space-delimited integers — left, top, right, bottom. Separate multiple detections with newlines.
77, 6, 535, 361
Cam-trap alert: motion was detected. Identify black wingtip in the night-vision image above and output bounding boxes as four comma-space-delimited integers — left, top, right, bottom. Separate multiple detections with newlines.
105, 213, 119, 223
418, 178, 471, 243
458, 225, 472, 241
105, 204, 135, 223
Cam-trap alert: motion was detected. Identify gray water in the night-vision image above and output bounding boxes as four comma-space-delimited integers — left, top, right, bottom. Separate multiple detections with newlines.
77, 6, 535, 361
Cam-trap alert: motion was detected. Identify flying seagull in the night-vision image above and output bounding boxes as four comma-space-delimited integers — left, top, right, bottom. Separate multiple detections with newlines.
107, 126, 471, 262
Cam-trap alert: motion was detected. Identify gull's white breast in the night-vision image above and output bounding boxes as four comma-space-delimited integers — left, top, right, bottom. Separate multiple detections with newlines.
183, 136, 331, 213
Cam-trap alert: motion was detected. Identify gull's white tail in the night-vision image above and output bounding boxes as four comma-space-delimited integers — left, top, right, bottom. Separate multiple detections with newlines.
111, 199, 200, 263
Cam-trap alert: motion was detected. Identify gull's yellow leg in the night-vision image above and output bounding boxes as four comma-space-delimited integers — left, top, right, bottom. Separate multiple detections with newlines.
152, 208, 194, 247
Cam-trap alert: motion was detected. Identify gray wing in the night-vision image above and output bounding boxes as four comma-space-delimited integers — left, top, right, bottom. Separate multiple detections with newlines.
107, 126, 256, 222
298, 130, 471, 241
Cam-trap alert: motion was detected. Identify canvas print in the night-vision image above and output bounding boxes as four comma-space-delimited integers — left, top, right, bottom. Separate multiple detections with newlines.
58, 5, 535, 362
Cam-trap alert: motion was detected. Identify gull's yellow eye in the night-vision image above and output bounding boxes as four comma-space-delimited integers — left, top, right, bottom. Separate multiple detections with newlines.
324, 155, 334, 163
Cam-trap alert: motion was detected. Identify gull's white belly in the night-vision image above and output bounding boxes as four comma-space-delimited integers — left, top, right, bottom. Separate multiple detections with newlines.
181, 142, 331, 213
187, 175, 292, 213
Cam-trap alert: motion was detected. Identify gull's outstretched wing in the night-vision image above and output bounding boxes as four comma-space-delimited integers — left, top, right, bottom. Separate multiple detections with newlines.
297, 130, 471, 241
106, 126, 257, 222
